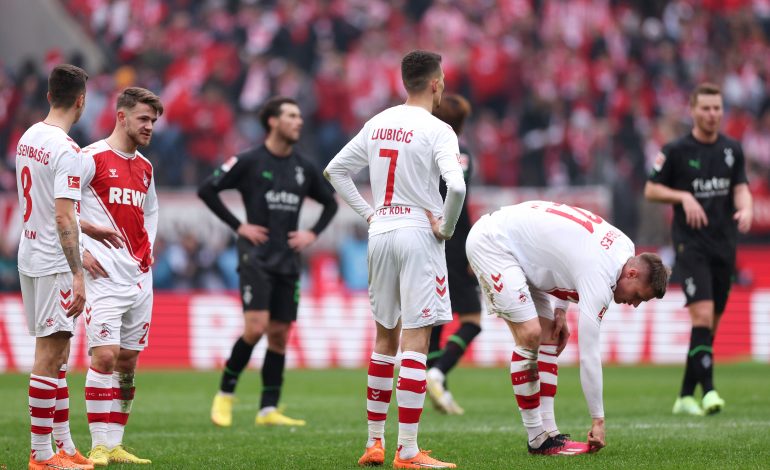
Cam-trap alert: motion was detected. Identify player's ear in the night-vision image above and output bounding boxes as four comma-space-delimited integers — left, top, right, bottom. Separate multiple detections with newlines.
77, 93, 85, 109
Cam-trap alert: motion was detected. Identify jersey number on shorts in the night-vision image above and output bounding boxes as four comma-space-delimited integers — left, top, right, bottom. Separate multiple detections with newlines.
379, 148, 398, 206
138, 322, 150, 344
21, 166, 33, 222
545, 203, 603, 233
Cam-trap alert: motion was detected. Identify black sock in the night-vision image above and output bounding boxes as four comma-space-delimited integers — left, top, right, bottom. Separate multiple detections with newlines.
701, 331, 715, 393
680, 327, 712, 397
260, 350, 286, 409
220, 337, 256, 393
427, 325, 444, 369
435, 322, 482, 374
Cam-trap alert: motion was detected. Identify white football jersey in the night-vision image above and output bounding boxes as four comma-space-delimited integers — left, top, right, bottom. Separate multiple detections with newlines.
80, 140, 158, 285
16, 122, 82, 277
483, 200, 635, 418
326, 104, 465, 236
490, 201, 635, 320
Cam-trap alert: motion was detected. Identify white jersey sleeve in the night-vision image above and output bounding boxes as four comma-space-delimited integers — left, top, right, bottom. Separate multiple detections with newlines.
81, 151, 96, 188
144, 175, 159, 249
53, 146, 82, 201
575, 276, 613, 419
433, 128, 465, 238
324, 126, 375, 222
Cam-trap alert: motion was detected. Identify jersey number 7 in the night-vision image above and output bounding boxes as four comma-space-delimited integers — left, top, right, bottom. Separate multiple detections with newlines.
379, 148, 398, 206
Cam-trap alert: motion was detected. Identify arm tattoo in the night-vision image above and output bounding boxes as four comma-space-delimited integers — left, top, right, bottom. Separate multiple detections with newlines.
58, 221, 83, 275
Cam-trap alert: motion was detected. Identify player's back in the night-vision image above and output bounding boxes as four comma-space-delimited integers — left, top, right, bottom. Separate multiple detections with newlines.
489, 201, 634, 292
364, 105, 458, 235
15, 122, 82, 277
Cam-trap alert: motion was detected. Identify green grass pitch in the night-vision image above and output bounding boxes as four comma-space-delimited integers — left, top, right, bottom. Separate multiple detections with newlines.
1, 363, 768, 469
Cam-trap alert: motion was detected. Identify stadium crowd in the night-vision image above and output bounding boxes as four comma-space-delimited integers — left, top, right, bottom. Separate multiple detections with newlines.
2, 0, 770, 291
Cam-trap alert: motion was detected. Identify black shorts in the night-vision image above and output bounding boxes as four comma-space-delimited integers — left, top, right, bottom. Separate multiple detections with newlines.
239, 261, 300, 322
447, 263, 481, 315
674, 245, 734, 315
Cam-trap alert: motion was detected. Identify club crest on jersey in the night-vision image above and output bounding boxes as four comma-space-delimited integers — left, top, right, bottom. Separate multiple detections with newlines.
142, 171, 149, 188
597, 306, 607, 322
652, 151, 666, 172
458, 153, 469, 172
109, 168, 119, 178
295, 166, 305, 186
221, 156, 238, 172
724, 148, 734, 168
68, 176, 80, 189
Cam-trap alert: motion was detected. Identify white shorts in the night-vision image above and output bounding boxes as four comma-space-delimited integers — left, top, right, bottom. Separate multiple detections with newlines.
466, 215, 554, 323
20, 272, 78, 337
368, 227, 452, 329
85, 271, 153, 351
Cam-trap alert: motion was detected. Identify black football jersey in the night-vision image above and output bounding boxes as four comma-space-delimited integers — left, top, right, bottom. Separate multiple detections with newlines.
648, 133, 748, 256
198, 145, 337, 274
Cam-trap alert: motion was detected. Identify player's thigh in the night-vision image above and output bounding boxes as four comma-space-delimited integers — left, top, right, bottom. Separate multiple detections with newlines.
530, 286, 555, 320
268, 273, 300, 323
239, 261, 273, 311
86, 276, 131, 348
399, 229, 452, 329
711, 259, 735, 315
121, 271, 154, 351
676, 247, 714, 306
448, 263, 481, 314
367, 231, 401, 329
21, 272, 77, 337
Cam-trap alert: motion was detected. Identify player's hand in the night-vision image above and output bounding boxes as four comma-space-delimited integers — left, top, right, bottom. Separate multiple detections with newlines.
587, 418, 606, 453
68, 272, 86, 318
551, 308, 570, 355
425, 210, 450, 241
681, 193, 708, 230
85, 222, 124, 249
83, 250, 109, 279
734, 207, 752, 234
238, 223, 269, 245
288, 230, 317, 252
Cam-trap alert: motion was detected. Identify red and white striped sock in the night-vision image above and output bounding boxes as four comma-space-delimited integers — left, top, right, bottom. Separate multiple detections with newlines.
107, 372, 135, 449
53, 365, 77, 455
511, 346, 545, 445
538, 344, 559, 436
366, 353, 395, 448
29, 374, 57, 462
396, 351, 427, 460
85, 368, 113, 449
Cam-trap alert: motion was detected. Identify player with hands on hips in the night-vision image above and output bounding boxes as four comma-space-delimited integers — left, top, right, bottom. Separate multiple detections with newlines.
325, 50, 465, 469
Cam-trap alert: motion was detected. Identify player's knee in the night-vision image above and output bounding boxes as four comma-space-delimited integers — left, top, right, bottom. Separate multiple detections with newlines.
266, 325, 290, 351
243, 323, 267, 343
116, 350, 139, 372
91, 347, 119, 372
517, 323, 542, 349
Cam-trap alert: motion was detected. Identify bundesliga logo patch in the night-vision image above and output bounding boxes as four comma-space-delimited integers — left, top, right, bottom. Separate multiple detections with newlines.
68, 176, 81, 189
